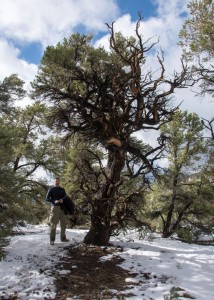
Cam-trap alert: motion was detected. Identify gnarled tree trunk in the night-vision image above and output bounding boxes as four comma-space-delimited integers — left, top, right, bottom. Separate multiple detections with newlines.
84, 147, 125, 245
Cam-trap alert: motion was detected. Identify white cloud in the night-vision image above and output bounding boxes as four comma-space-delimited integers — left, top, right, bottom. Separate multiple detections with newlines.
0, 39, 37, 83
155, 0, 189, 18
174, 86, 214, 120
0, 0, 119, 84
0, 0, 119, 46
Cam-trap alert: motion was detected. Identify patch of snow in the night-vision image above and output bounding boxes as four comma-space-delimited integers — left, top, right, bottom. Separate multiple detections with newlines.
0, 225, 213, 299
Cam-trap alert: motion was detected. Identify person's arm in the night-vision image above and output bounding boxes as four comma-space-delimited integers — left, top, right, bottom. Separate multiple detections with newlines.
46, 188, 54, 204
59, 188, 66, 203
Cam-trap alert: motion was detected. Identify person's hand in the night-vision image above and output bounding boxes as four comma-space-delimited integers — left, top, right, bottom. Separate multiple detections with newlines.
55, 199, 63, 204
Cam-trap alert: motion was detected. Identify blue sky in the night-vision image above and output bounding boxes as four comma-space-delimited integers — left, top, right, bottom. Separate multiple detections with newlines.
0, 0, 213, 119
12, 0, 159, 65
117, 0, 158, 19
0, 0, 185, 75
13, 41, 43, 65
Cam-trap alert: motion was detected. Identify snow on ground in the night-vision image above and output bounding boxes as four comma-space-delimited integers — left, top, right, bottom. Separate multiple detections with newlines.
110, 231, 214, 300
0, 224, 213, 300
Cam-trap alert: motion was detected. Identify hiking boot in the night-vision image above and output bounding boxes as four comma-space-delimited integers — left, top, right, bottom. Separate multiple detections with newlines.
61, 238, 70, 242
50, 240, 54, 245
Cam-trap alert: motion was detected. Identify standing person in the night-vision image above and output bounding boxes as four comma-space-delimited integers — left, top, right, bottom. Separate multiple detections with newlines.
46, 177, 69, 245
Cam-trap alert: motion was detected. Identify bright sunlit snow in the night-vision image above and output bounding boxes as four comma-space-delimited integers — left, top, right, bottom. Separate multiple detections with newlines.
0, 224, 213, 300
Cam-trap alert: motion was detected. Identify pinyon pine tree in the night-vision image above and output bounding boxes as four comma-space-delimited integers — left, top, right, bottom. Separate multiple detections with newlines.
32, 17, 188, 245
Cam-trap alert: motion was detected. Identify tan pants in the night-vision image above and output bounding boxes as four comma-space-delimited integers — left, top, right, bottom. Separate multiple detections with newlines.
49, 206, 67, 242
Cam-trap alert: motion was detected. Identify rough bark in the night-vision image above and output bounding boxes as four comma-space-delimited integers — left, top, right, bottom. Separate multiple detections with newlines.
84, 148, 125, 245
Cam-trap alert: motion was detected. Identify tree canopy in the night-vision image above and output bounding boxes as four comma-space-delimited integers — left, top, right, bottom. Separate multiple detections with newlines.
179, 0, 214, 96
0, 75, 61, 235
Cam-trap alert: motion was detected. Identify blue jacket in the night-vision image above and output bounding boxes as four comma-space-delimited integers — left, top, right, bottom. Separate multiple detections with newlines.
46, 186, 76, 215
46, 186, 66, 207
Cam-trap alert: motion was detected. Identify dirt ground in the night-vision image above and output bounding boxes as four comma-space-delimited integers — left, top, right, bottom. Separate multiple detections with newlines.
53, 244, 137, 300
